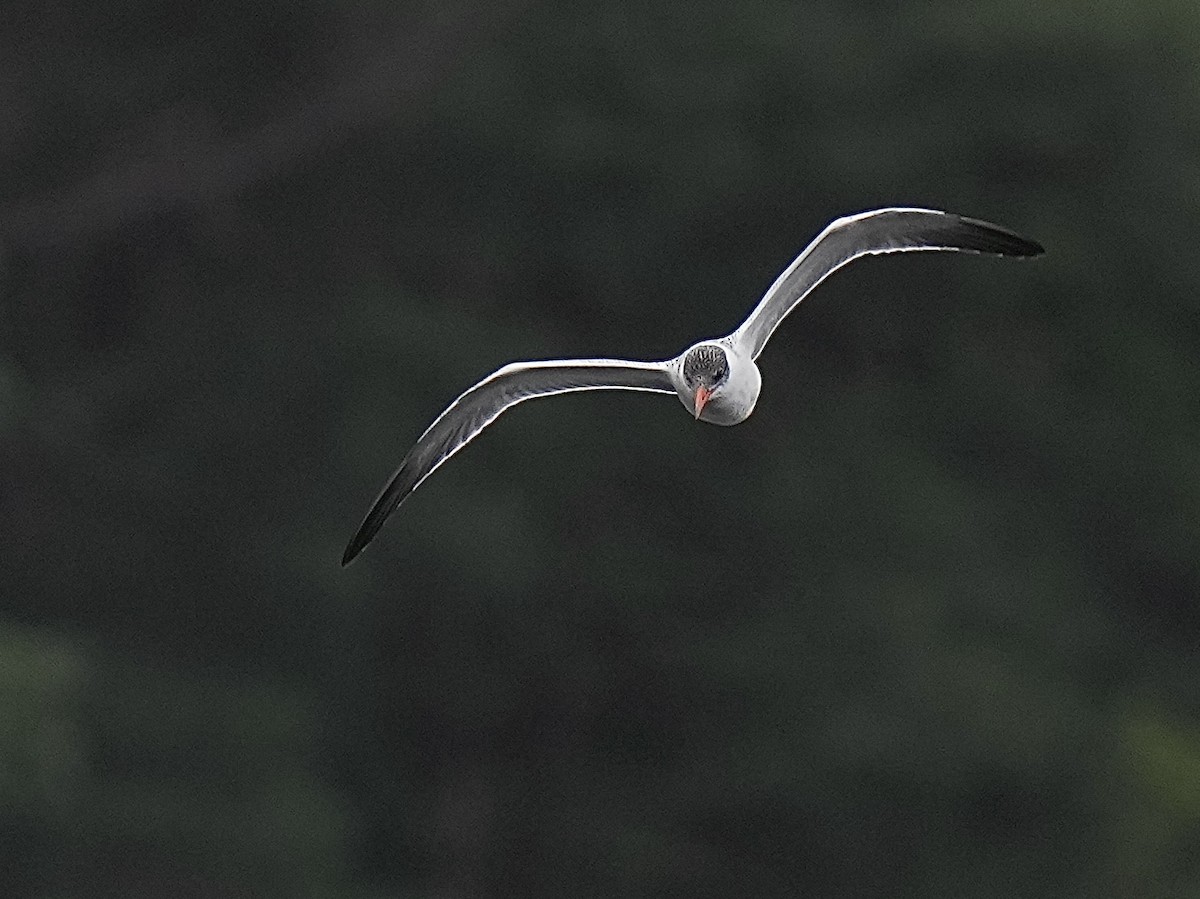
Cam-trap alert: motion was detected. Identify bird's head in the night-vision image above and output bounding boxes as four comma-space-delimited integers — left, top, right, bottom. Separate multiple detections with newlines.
682, 343, 731, 419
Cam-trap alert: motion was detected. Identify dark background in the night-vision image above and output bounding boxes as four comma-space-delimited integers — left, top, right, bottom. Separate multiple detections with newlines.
3, 2, 1200, 896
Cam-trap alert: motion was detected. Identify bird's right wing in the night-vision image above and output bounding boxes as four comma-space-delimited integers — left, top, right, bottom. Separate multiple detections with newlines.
732, 207, 1044, 361
342, 358, 675, 564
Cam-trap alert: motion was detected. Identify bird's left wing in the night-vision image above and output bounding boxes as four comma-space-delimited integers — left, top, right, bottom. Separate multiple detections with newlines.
732, 207, 1044, 361
342, 358, 675, 564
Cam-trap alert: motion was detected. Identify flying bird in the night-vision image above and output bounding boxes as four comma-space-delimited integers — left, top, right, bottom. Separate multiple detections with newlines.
343, 207, 1043, 564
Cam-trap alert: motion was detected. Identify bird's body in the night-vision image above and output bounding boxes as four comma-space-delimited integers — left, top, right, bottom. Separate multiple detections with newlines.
673, 340, 760, 426
343, 207, 1043, 564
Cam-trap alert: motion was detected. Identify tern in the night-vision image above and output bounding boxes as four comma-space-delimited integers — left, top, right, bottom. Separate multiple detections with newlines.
343, 206, 1042, 564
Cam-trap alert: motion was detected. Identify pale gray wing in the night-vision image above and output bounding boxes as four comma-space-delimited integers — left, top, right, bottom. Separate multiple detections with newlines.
343, 358, 675, 564
732, 207, 1044, 361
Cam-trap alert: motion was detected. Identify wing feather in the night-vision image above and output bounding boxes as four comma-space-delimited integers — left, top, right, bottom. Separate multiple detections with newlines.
342, 358, 674, 564
733, 207, 1043, 360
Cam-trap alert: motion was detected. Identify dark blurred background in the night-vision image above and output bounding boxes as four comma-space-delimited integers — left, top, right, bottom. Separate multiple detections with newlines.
2, 1, 1199, 896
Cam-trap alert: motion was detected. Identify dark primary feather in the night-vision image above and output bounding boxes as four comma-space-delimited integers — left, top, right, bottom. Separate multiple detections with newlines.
342, 359, 673, 565
735, 208, 1044, 360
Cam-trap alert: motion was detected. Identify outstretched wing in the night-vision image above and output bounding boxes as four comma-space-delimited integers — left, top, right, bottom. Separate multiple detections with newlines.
342, 358, 675, 564
732, 207, 1044, 361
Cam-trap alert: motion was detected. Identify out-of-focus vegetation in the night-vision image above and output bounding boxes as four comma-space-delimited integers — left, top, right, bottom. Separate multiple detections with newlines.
2, 1, 1200, 896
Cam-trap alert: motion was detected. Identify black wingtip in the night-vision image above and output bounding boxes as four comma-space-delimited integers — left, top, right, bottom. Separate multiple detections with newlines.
956, 214, 1045, 257
341, 467, 413, 567
341, 500, 385, 566
1004, 233, 1045, 257
341, 538, 365, 567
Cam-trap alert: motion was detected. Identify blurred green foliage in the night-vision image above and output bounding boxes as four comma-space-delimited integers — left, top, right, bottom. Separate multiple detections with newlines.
2, 0, 1200, 896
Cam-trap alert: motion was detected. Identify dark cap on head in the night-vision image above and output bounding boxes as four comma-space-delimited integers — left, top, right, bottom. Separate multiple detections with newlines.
683, 345, 729, 388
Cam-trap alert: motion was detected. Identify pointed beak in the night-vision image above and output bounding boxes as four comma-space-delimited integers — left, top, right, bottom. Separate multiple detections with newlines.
693, 386, 712, 419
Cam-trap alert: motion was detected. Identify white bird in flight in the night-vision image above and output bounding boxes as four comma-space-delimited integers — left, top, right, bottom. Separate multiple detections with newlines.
343, 207, 1043, 564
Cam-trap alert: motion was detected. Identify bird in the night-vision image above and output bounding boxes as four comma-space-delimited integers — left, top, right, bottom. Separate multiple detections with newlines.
342, 206, 1043, 565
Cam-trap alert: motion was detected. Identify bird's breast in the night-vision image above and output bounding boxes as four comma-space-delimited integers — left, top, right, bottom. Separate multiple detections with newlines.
698, 402, 749, 426
694, 364, 761, 426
